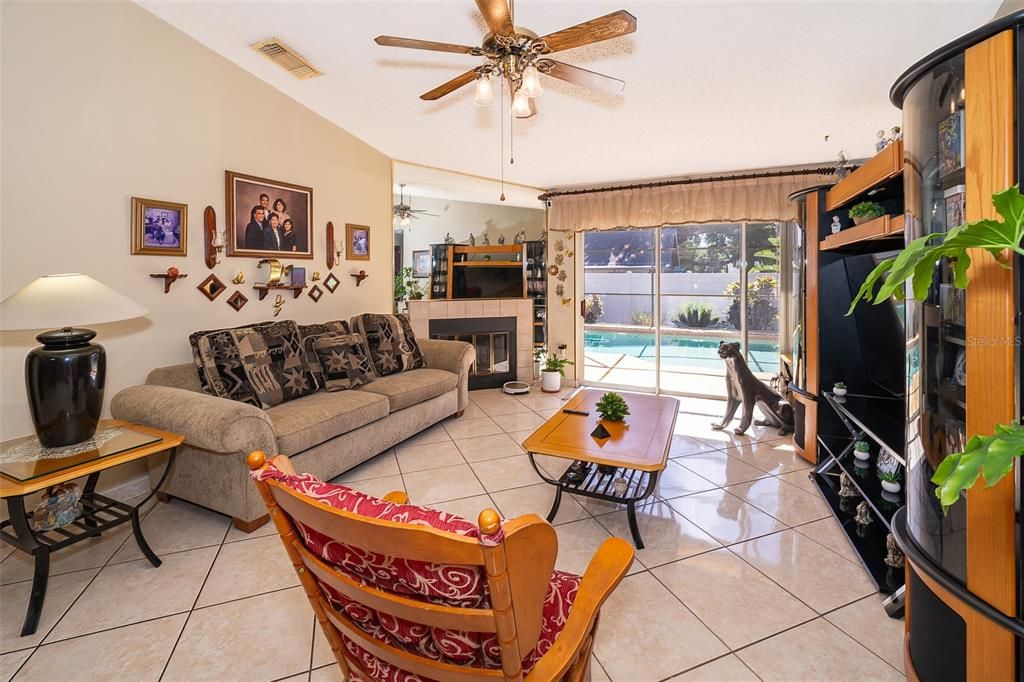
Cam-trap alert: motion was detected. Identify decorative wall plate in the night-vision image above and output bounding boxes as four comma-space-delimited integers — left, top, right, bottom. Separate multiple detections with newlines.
197, 273, 226, 301
226, 290, 248, 311
308, 285, 323, 302
323, 272, 340, 293
548, 265, 559, 276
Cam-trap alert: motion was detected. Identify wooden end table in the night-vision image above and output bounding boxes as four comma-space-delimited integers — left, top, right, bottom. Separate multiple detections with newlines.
522, 390, 678, 548
0, 420, 183, 636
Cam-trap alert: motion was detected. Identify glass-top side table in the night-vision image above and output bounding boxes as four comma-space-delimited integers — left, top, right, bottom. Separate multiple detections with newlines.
0, 420, 183, 636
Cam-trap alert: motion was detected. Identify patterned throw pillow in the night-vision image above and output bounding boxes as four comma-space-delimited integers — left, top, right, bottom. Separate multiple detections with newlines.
230, 320, 319, 408
348, 313, 424, 377
189, 327, 261, 406
297, 321, 349, 387
312, 334, 375, 391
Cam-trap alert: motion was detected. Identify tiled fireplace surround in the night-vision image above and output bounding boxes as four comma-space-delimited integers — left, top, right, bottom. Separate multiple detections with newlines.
407, 298, 534, 383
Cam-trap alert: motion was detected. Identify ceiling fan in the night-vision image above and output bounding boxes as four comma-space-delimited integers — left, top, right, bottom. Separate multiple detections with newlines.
375, 0, 636, 118
393, 184, 439, 227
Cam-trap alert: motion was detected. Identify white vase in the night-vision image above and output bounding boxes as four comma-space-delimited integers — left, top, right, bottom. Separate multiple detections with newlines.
833, 386, 847, 396
881, 479, 902, 494
541, 370, 561, 393
854, 448, 871, 461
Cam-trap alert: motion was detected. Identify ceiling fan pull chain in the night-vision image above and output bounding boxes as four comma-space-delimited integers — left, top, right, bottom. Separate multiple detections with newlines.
499, 77, 506, 202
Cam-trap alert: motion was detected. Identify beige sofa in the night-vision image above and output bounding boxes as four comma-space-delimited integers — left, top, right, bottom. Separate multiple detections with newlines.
110, 338, 474, 531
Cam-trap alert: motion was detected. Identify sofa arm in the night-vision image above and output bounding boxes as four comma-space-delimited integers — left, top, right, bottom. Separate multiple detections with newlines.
110, 385, 277, 455
418, 338, 475, 412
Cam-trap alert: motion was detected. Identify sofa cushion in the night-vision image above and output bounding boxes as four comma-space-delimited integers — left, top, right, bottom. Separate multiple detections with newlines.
230, 321, 319, 408
357, 368, 457, 412
312, 333, 375, 392
297, 321, 349, 385
349, 313, 424, 377
265, 390, 389, 455
190, 328, 261, 406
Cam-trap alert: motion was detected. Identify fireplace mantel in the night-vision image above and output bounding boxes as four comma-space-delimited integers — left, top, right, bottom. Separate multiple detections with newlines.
407, 298, 534, 383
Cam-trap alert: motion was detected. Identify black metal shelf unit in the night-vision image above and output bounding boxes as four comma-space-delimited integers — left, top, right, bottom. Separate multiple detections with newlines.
525, 240, 547, 349
429, 243, 449, 299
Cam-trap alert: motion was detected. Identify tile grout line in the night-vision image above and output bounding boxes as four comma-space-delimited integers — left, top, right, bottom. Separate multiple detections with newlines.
157, 522, 233, 681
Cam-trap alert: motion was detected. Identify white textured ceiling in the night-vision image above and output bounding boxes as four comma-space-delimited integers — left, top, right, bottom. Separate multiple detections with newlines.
138, 1, 999, 189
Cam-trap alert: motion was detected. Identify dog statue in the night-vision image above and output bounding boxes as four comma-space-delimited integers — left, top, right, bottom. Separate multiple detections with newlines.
712, 342, 794, 436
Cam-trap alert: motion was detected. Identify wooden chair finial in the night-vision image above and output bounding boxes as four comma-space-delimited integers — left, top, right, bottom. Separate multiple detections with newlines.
246, 450, 267, 470
478, 508, 501, 535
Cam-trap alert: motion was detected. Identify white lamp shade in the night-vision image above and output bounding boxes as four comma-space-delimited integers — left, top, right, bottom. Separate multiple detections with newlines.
0, 273, 149, 331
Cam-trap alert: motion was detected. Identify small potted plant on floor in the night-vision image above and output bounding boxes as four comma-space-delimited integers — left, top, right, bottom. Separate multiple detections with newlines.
541, 354, 574, 393
853, 440, 871, 461
848, 201, 885, 225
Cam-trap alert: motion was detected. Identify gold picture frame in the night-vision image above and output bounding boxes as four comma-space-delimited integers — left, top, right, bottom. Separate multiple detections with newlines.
346, 223, 370, 261
225, 170, 313, 259
131, 197, 188, 256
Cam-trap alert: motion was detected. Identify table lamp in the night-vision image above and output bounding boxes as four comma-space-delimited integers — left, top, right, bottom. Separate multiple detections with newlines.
0, 273, 149, 447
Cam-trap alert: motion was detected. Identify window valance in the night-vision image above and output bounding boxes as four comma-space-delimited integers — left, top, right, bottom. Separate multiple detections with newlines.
546, 171, 834, 232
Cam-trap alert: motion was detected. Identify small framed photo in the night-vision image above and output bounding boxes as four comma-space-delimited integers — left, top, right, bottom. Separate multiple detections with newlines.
412, 250, 430, 278
132, 197, 187, 256
944, 184, 966, 230
347, 223, 370, 261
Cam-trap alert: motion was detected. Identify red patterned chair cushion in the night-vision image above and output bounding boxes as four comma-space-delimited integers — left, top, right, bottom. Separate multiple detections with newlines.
252, 464, 581, 679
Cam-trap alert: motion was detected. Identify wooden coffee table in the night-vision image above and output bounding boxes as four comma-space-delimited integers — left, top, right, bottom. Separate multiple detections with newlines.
522, 389, 678, 548
0, 420, 183, 636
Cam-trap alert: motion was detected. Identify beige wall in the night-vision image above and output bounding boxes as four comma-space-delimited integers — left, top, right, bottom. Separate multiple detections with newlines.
0, 1, 393, 471
395, 196, 545, 274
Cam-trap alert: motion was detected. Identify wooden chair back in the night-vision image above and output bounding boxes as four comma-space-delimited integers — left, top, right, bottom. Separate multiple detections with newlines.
247, 451, 572, 682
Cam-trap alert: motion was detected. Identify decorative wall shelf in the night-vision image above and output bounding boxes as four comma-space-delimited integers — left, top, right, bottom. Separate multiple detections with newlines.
253, 283, 306, 300
350, 270, 368, 287
826, 141, 904, 211
820, 214, 905, 251
149, 272, 187, 294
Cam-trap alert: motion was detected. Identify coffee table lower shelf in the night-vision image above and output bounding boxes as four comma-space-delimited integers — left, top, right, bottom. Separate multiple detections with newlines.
527, 453, 658, 549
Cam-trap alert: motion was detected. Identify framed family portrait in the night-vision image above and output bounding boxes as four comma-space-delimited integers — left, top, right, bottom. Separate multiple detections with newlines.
412, 250, 430, 278
347, 223, 370, 261
225, 170, 313, 259
131, 197, 187, 256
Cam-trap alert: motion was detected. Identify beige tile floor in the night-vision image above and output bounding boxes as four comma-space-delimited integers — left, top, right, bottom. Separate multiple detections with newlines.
0, 388, 905, 682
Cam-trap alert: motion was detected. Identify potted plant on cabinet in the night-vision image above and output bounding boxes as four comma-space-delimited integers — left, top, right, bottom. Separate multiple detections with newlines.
853, 440, 871, 461
848, 201, 885, 225
541, 354, 574, 393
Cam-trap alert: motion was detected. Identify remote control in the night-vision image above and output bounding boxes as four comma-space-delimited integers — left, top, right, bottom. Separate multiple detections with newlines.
562, 409, 590, 416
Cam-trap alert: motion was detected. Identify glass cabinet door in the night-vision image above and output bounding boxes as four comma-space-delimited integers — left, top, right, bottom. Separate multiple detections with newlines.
902, 52, 968, 583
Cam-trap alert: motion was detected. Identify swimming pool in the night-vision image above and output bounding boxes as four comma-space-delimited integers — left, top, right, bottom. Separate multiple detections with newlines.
584, 331, 779, 373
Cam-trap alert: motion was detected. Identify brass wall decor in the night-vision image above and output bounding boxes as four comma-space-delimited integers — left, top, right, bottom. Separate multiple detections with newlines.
308, 285, 323, 302
226, 290, 248, 312
272, 294, 285, 317
232, 271, 245, 284
257, 258, 284, 284
312, 271, 321, 281
197, 273, 227, 301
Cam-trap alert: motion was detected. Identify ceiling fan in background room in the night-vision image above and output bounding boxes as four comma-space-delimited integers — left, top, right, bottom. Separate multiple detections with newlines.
393, 184, 439, 227
374, 0, 636, 119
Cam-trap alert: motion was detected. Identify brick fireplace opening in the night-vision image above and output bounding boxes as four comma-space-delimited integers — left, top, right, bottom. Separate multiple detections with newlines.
429, 317, 517, 390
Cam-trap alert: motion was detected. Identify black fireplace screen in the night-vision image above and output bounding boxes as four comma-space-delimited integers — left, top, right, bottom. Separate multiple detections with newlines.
429, 316, 517, 389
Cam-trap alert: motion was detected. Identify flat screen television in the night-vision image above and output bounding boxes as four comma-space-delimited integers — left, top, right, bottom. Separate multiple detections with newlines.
451, 266, 523, 299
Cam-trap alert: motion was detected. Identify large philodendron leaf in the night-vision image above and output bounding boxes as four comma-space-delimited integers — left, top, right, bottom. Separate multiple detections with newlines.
931, 422, 1024, 512
846, 185, 1024, 315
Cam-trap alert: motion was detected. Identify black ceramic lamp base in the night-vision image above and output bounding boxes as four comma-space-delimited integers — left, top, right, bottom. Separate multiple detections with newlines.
26, 327, 105, 448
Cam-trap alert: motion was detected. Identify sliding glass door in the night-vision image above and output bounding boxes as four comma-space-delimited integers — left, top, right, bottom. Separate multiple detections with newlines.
581, 223, 785, 398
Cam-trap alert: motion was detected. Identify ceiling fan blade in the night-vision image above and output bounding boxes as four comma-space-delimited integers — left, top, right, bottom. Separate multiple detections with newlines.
475, 0, 514, 37
374, 36, 478, 55
538, 10, 637, 53
543, 60, 625, 95
421, 69, 479, 100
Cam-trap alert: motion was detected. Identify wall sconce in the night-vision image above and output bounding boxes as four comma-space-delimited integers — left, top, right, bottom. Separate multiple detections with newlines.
334, 240, 344, 263
213, 230, 226, 264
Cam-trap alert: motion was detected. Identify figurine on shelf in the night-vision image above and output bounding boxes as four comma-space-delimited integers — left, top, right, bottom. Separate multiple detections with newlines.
835, 150, 851, 180
889, 126, 902, 143
831, 216, 842, 235
497, 234, 505, 245
514, 229, 525, 244
838, 471, 859, 498
481, 232, 490, 246
444, 232, 455, 244
875, 130, 888, 153
885, 532, 905, 568
855, 501, 873, 526
468, 232, 475, 246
